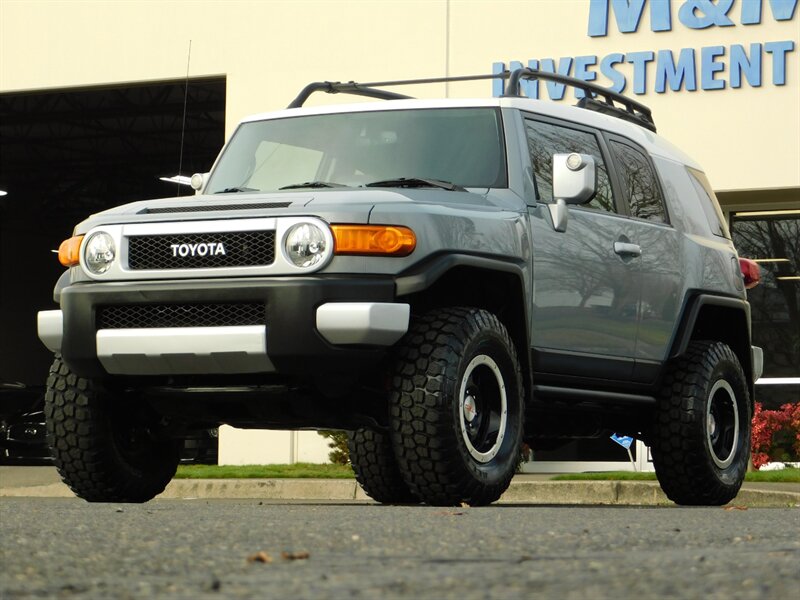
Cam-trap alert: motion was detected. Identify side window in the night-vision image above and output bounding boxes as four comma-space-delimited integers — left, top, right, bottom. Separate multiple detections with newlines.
609, 141, 667, 223
524, 119, 616, 213
687, 167, 731, 238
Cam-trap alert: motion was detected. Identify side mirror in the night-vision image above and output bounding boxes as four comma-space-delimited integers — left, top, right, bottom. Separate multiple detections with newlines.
553, 153, 596, 204
548, 153, 597, 232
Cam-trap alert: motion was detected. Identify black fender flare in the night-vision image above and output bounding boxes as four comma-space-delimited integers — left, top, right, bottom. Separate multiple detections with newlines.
395, 252, 527, 297
395, 252, 532, 401
667, 292, 755, 400
668, 293, 752, 359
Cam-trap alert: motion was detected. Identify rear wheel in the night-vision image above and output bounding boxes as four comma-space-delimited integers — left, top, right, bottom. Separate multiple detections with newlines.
348, 428, 418, 504
651, 341, 751, 505
44, 356, 179, 503
389, 307, 524, 506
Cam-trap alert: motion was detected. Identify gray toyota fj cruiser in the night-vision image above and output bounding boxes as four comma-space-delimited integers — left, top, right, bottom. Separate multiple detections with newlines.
37, 69, 762, 505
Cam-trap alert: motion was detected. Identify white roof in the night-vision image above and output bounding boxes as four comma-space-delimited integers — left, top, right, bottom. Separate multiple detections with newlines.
241, 96, 700, 169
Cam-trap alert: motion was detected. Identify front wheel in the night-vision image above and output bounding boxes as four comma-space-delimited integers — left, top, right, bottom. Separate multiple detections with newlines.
348, 428, 418, 504
44, 356, 180, 502
389, 307, 524, 506
650, 341, 751, 505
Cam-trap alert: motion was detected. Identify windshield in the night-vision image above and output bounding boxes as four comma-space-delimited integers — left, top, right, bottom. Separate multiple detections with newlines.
205, 108, 507, 193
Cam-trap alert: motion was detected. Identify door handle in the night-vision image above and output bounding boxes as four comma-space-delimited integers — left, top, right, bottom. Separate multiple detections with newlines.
614, 242, 642, 257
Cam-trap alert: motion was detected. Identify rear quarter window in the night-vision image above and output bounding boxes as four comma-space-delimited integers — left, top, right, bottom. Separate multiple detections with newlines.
687, 168, 731, 239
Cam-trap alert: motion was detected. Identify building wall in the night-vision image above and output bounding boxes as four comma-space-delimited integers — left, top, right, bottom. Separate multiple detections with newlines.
217, 427, 331, 465
2, 0, 798, 194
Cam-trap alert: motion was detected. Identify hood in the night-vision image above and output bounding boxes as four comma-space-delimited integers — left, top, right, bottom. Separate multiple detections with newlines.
71, 187, 502, 234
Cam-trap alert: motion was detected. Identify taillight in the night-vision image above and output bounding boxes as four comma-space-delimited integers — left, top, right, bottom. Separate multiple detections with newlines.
739, 257, 761, 289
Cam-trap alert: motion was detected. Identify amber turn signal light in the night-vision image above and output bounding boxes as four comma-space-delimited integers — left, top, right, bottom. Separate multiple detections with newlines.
58, 235, 84, 267
331, 225, 416, 257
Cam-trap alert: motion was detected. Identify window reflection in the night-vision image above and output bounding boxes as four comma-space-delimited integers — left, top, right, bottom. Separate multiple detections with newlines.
207, 108, 508, 193
732, 215, 800, 390
524, 119, 616, 213
687, 168, 730, 238
610, 141, 667, 223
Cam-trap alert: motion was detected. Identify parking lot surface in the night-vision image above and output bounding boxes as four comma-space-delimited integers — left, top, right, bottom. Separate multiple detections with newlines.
1, 498, 798, 599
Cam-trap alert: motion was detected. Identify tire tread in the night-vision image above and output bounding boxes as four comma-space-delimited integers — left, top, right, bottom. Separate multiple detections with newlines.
651, 341, 750, 505
389, 307, 523, 506
348, 428, 418, 504
44, 356, 177, 503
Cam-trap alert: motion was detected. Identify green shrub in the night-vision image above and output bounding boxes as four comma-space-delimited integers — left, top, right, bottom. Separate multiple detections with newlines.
319, 430, 350, 465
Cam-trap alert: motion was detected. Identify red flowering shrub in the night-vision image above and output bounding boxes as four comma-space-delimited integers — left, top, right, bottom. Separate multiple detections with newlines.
751, 402, 800, 469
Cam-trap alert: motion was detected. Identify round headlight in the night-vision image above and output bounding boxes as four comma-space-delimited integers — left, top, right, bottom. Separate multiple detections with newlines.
284, 223, 328, 268
84, 232, 116, 275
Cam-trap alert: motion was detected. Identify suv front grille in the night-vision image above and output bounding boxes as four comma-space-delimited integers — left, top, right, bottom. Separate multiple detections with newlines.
127, 231, 275, 270
96, 303, 265, 329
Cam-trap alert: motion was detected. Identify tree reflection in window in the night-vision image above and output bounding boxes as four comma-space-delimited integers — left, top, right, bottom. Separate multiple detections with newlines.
524, 119, 616, 213
732, 215, 800, 383
610, 141, 667, 223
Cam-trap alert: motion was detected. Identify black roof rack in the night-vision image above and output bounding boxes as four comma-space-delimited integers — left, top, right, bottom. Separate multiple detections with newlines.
287, 69, 657, 133
503, 67, 656, 132
287, 81, 414, 108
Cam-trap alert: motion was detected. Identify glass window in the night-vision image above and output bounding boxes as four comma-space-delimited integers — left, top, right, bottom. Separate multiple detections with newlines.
731, 213, 800, 391
247, 142, 325, 191
206, 108, 507, 193
609, 140, 667, 223
687, 167, 731, 238
524, 119, 616, 213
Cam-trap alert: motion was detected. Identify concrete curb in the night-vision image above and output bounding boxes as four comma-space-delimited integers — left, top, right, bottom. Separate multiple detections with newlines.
2, 478, 798, 507
1, 483, 75, 498
158, 478, 370, 501
499, 481, 800, 507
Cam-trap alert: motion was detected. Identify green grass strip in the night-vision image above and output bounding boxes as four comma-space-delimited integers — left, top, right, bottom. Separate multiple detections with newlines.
552, 468, 800, 483
552, 472, 658, 481
175, 463, 354, 479
175, 464, 798, 482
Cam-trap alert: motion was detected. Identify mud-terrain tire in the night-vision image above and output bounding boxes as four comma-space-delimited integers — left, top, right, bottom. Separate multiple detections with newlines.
348, 428, 419, 504
651, 341, 751, 506
44, 356, 179, 503
389, 307, 524, 506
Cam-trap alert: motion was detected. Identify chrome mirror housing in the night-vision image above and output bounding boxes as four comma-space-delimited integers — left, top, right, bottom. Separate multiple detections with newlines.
553, 153, 596, 204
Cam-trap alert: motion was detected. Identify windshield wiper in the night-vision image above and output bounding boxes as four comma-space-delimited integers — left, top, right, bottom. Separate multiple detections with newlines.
365, 177, 466, 192
215, 186, 258, 194
279, 181, 348, 190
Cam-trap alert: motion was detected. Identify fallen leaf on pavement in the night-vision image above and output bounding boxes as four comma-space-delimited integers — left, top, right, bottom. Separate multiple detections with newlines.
281, 551, 310, 560
247, 551, 273, 563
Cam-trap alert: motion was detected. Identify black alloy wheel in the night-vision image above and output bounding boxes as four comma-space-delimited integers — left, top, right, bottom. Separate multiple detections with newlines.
389, 307, 524, 506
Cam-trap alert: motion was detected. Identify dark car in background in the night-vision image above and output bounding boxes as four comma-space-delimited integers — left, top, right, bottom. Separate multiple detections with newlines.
0, 381, 50, 464
1, 380, 217, 465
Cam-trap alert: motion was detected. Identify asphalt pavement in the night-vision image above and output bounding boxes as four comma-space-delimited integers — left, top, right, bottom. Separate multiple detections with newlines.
1, 499, 798, 599
1, 466, 798, 507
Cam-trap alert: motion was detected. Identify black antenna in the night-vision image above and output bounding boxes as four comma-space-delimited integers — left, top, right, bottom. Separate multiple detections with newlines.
176, 40, 192, 197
